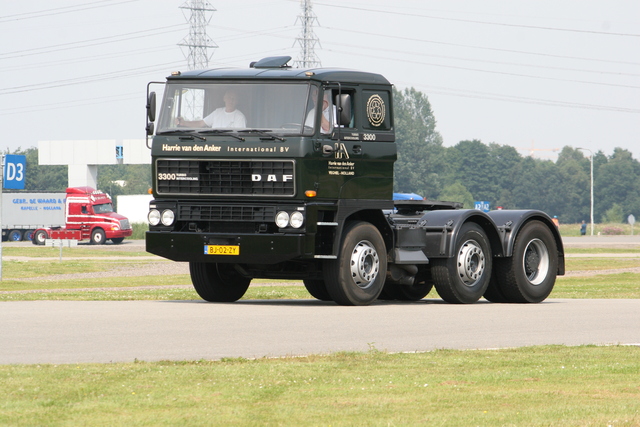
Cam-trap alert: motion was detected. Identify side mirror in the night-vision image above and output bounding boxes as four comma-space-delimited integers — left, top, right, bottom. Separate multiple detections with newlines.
146, 122, 155, 136
336, 94, 351, 127
147, 92, 156, 123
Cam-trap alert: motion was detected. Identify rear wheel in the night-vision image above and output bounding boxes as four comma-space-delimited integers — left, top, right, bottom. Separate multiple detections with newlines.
324, 221, 387, 306
303, 279, 333, 301
189, 262, 251, 302
33, 230, 48, 246
494, 221, 557, 303
24, 230, 35, 242
432, 223, 492, 304
8, 230, 23, 241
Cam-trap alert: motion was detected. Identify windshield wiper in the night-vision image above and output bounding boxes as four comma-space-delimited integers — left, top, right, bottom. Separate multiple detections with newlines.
198, 129, 245, 141
157, 130, 206, 141
237, 129, 286, 142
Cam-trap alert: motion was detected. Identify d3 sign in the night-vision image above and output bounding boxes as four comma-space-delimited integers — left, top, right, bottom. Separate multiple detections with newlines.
3, 154, 26, 190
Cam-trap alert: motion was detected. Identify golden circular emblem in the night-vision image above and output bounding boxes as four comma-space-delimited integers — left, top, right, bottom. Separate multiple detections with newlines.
366, 94, 385, 127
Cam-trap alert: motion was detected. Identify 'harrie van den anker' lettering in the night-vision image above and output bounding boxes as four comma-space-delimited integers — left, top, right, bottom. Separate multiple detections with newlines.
162, 144, 291, 153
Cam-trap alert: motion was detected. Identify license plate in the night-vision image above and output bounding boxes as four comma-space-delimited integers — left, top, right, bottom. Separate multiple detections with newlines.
204, 245, 240, 255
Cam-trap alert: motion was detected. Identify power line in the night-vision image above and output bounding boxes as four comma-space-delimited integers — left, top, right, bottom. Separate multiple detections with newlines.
323, 26, 640, 67
314, 2, 640, 38
0, 61, 183, 95
326, 47, 640, 90
0, 0, 140, 23
321, 40, 640, 78
0, 24, 186, 59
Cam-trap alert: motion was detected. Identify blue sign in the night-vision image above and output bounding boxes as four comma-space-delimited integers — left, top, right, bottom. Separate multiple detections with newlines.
4, 155, 26, 190
474, 201, 490, 212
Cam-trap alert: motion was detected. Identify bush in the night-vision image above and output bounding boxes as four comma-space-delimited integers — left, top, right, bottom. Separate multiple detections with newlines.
131, 223, 149, 239
603, 203, 624, 224
601, 226, 625, 236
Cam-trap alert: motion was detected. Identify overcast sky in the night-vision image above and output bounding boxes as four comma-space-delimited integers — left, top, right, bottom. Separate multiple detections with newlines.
1, 0, 638, 161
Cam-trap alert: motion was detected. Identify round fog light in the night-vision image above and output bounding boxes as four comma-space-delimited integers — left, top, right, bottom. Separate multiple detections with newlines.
290, 211, 304, 228
161, 209, 175, 226
275, 211, 290, 228
148, 209, 160, 226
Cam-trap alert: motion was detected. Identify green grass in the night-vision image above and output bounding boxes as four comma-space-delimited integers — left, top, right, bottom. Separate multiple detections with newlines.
554, 273, 640, 299
565, 257, 640, 271
1, 345, 638, 426
0, 260, 164, 280
2, 246, 150, 258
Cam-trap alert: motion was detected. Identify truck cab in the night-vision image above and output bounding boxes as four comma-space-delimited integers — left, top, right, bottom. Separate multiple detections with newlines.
32, 187, 132, 245
146, 56, 563, 306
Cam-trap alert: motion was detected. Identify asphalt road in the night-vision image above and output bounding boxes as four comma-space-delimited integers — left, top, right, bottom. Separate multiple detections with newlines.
2, 298, 639, 364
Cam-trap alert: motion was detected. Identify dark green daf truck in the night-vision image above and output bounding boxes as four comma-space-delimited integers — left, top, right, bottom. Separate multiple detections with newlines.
145, 56, 564, 306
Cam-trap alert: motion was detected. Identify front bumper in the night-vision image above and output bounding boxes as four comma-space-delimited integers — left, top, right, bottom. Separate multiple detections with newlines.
146, 230, 308, 264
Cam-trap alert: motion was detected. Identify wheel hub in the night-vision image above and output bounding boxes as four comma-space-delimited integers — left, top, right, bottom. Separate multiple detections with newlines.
523, 238, 550, 285
350, 240, 380, 289
457, 240, 485, 286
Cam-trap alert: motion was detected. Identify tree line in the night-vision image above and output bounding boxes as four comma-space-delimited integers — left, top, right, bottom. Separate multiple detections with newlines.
5, 88, 639, 224
393, 87, 640, 224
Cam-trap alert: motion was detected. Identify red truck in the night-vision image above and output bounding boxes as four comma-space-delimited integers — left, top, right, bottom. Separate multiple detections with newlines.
29, 187, 132, 245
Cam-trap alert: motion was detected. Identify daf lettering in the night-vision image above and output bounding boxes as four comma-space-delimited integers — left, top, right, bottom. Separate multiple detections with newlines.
251, 174, 293, 182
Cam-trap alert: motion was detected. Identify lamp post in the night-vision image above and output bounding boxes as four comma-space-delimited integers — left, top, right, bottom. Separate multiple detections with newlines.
576, 147, 594, 236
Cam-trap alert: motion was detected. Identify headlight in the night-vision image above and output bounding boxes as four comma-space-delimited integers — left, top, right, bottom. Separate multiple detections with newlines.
148, 209, 161, 226
290, 211, 304, 228
275, 211, 290, 228
161, 209, 175, 226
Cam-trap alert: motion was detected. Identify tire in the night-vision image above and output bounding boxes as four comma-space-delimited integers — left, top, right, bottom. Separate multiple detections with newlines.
8, 230, 23, 241
33, 230, 48, 246
24, 230, 35, 242
111, 237, 125, 244
303, 279, 333, 301
189, 262, 251, 302
432, 222, 492, 304
483, 274, 510, 303
494, 220, 558, 303
323, 221, 387, 306
90, 228, 106, 245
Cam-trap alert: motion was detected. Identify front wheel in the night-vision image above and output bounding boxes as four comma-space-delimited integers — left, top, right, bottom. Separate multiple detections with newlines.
189, 262, 251, 302
90, 228, 106, 245
111, 237, 125, 244
493, 220, 558, 303
324, 221, 387, 306
432, 222, 492, 304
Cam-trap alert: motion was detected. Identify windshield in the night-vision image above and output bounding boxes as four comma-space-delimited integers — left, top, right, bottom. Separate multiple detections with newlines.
157, 82, 316, 136
93, 203, 114, 214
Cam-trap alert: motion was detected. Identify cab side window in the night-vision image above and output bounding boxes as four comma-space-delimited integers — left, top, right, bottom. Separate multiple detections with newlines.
333, 89, 355, 129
